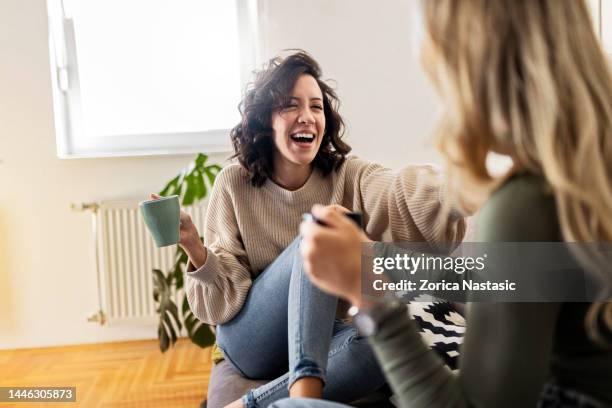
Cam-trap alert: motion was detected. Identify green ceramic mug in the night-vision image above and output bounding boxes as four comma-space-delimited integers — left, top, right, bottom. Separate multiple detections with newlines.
139, 195, 180, 247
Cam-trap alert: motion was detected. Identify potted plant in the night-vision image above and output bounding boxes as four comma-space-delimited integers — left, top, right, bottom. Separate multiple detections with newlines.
152, 153, 221, 352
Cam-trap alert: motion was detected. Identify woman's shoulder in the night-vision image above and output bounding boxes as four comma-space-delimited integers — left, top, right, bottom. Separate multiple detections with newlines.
340, 156, 444, 184
212, 163, 252, 196
477, 172, 561, 241
339, 155, 371, 170
215, 163, 249, 185
337, 155, 386, 178
489, 172, 553, 212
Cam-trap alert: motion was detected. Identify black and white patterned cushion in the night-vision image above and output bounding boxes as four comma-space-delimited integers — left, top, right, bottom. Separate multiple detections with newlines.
408, 300, 465, 371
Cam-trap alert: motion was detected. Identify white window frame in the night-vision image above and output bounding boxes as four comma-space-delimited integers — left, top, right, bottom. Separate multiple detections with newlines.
46, 0, 261, 159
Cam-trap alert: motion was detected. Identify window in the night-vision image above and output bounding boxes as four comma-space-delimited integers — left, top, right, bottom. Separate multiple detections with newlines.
47, 0, 260, 158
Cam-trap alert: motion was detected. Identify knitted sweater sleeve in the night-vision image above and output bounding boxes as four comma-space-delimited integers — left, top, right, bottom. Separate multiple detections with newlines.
350, 159, 466, 245
184, 169, 252, 325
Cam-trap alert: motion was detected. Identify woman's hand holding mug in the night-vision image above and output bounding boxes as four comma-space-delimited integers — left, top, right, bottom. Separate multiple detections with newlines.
149, 193, 207, 268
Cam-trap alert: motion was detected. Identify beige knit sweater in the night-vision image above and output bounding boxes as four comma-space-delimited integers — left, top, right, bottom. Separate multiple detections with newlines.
185, 156, 466, 325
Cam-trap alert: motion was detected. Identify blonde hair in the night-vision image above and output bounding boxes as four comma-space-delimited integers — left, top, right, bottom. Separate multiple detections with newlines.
421, 0, 612, 346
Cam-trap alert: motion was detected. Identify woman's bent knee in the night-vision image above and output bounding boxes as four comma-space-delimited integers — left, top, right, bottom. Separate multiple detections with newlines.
217, 330, 288, 379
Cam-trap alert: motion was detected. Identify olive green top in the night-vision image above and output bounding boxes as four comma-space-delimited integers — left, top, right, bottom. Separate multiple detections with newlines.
371, 173, 612, 407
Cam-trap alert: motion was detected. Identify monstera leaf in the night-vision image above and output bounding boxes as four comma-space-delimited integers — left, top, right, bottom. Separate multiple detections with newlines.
171, 244, 189, 291
159, 153, 221, 206
182, 296, 215, 348
153, 268, 182, 352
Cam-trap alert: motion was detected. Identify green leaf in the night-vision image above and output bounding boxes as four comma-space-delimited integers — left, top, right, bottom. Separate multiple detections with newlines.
194, 171, 206, 201
170, 246, 188, 289
203, 166, 219, 188
175, 183, 184, 201
162, 315, 177, 345
184, 314, 197, 337
167, 299, 181, 328
158, 325, 170, 352
185, 314, 202, 337
182, 294, 191, 317
180, 295, 215, 348
159, 175, 179, 197
195, 153, 208, 169
189, 322, 216, 348
152, 267, 183, 352
162, 307, 180, 343
182, 174, 196, 206
172, 263, 184, 290
152, 269, 167, 293
175, 244, 187, 260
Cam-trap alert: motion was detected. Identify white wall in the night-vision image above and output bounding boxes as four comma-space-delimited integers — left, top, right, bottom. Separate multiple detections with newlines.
0, 0, 440, 349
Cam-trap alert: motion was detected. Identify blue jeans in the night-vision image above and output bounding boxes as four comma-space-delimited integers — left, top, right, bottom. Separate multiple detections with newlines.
216, 237, 386, 408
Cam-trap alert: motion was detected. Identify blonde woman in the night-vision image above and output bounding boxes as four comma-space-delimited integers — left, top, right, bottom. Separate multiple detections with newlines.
274, 0, 612, 407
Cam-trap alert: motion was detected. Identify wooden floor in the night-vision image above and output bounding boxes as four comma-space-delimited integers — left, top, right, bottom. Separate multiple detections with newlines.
0, 339, 212, 408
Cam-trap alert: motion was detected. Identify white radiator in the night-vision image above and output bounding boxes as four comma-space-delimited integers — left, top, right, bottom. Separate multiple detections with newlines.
75, 200, 207, 325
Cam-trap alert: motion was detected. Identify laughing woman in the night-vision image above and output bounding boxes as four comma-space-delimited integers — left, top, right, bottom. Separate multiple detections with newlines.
176, 51, 465, 408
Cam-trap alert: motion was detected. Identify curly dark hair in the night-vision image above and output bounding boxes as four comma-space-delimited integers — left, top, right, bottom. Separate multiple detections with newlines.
230, 51, 351, 187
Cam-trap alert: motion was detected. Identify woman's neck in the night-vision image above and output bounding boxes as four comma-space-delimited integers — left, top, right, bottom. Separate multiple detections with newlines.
271, 161, 313, 191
